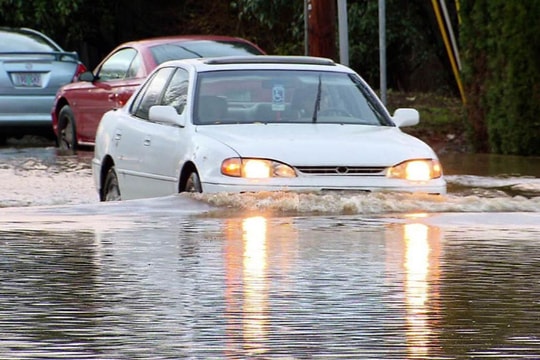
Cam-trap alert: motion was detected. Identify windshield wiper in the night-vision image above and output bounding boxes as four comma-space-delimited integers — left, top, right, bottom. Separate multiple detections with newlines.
312, 75, 322, 123
177, 45, 203, 58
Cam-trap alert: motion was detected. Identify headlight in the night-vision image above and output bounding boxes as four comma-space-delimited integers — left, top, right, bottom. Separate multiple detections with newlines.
221, 158, 296, 178
387, 159, 442, 181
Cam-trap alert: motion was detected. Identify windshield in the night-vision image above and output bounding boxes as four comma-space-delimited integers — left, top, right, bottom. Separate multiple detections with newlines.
193, 70, 391, 126
151, 40, 263, 64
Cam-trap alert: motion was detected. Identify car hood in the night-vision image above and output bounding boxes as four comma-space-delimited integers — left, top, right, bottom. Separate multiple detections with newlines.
196, 124, 438, 166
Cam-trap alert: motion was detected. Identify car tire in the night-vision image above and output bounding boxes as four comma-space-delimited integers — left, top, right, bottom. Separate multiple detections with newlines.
57, 105, 77, 151
184, 171, 202, 193
102, 167, 121, 201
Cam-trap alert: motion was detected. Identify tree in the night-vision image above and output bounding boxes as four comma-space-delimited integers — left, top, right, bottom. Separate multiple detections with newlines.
460, 1, 540, 155
233, 0, 304, 55
0, 0, 83, 45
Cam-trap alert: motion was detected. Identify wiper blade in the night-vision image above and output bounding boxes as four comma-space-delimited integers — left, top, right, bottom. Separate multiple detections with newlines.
312, 74, 322, 123
177, 45, 203, 58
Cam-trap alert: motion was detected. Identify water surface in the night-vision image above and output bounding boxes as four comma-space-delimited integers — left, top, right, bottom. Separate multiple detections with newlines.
0, 147, 539, 359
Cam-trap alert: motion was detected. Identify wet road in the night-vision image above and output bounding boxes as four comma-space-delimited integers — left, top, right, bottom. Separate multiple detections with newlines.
1, 146, 540, 359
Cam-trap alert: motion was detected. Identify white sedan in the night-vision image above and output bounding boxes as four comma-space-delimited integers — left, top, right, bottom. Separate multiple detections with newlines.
92, 55, 446, 201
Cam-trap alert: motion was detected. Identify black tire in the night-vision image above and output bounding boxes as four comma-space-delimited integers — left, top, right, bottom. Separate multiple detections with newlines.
102, 167, 121, 201
57, 105, 77, 151
184, 171, 202, 193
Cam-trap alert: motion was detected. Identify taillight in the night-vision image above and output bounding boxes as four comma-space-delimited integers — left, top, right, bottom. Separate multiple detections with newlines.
72, 63, 87, 82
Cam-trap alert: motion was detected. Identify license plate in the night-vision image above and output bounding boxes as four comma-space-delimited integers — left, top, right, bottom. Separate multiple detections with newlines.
12, 72, 42, 87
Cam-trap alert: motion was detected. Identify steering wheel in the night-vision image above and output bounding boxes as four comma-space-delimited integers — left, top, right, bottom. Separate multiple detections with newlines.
318, 108, 352, 117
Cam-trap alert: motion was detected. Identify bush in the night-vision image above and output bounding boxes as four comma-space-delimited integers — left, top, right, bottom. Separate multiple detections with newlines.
461, 1, 540, 155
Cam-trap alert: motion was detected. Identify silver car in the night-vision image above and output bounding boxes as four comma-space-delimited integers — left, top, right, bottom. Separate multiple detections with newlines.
0, 27, 86, 144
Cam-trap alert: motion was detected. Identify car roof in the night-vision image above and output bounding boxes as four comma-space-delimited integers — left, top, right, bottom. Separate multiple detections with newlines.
161, 55, 354, 73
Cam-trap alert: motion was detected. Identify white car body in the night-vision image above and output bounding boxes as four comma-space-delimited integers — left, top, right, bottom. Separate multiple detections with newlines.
92, 56, 446, 201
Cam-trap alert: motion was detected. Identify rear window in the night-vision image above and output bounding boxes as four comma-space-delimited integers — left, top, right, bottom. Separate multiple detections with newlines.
0, 29, 60, 53
150, 40, 263, 65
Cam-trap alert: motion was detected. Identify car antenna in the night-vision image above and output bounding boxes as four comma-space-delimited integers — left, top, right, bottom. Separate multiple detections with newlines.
312, 74, 322, 123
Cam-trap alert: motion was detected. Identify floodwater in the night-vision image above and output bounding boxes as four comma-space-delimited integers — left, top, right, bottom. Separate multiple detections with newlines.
1, 146, 540, 359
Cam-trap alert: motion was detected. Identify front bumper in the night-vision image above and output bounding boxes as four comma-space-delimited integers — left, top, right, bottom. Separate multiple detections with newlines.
201, 176, 447, 195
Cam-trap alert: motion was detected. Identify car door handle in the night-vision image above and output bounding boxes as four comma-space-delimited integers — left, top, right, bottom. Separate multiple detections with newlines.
114, 132, 121, 140
143, 137, 151, 146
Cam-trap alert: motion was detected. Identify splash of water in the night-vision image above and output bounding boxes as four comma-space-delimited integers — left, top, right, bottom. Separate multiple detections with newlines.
192, 190, 540, 215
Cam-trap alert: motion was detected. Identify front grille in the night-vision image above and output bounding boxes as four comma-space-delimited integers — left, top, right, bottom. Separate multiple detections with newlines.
295, 166, 386, 175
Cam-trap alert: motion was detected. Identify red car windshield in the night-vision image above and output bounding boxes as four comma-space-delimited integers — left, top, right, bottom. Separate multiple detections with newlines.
150, 40, 264, 65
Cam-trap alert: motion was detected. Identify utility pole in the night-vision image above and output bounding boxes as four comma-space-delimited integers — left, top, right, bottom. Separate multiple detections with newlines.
307, 0, 337, 60
337, 0, 349, 66
304, 0, 310, 55
379, 0, 387, 105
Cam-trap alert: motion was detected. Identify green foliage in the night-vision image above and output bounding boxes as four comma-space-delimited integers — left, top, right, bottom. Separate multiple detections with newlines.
0, 0, 82, 41
348, 1, 442, 89
461, 1, 540, 155
232, 0, 304, 55
347, 1, 379, 82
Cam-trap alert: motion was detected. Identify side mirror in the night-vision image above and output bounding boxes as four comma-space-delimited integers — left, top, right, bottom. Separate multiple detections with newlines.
149, 105, 186, 127
392, 108, 419, 127
78, 71, 96, 82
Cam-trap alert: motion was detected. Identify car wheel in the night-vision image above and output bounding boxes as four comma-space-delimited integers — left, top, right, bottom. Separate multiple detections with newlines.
184, 171, 202, 193
57, 105, 77, 151
102, 167, 121, 201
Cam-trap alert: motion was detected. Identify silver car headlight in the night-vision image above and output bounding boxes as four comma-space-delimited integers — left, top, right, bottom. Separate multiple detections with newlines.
221, 158, 297, 178
387, 159, 443, 181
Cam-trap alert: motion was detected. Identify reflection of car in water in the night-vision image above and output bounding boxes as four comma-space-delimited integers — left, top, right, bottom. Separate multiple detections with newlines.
51, 35, 265, 150
0, 27, 86, 144
92, 55, 446, 201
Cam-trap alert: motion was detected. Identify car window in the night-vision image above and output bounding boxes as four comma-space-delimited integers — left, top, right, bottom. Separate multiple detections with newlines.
98, 48, 137, 81
131, 67, 175, 119
161, 68, 189, 114
150, 40, 263, 65
0, 29, 60, 52
194, 70, 391, 126
125, 52, 142, 78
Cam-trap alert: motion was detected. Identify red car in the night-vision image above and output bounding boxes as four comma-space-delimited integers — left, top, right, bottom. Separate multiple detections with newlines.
51, 35, 265, 149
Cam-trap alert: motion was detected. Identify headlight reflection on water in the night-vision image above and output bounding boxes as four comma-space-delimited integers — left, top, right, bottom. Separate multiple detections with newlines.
403, 220, 442, 358
405, 223, 430, 307
221, 211, 445, 357
242, 216, 268, 354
